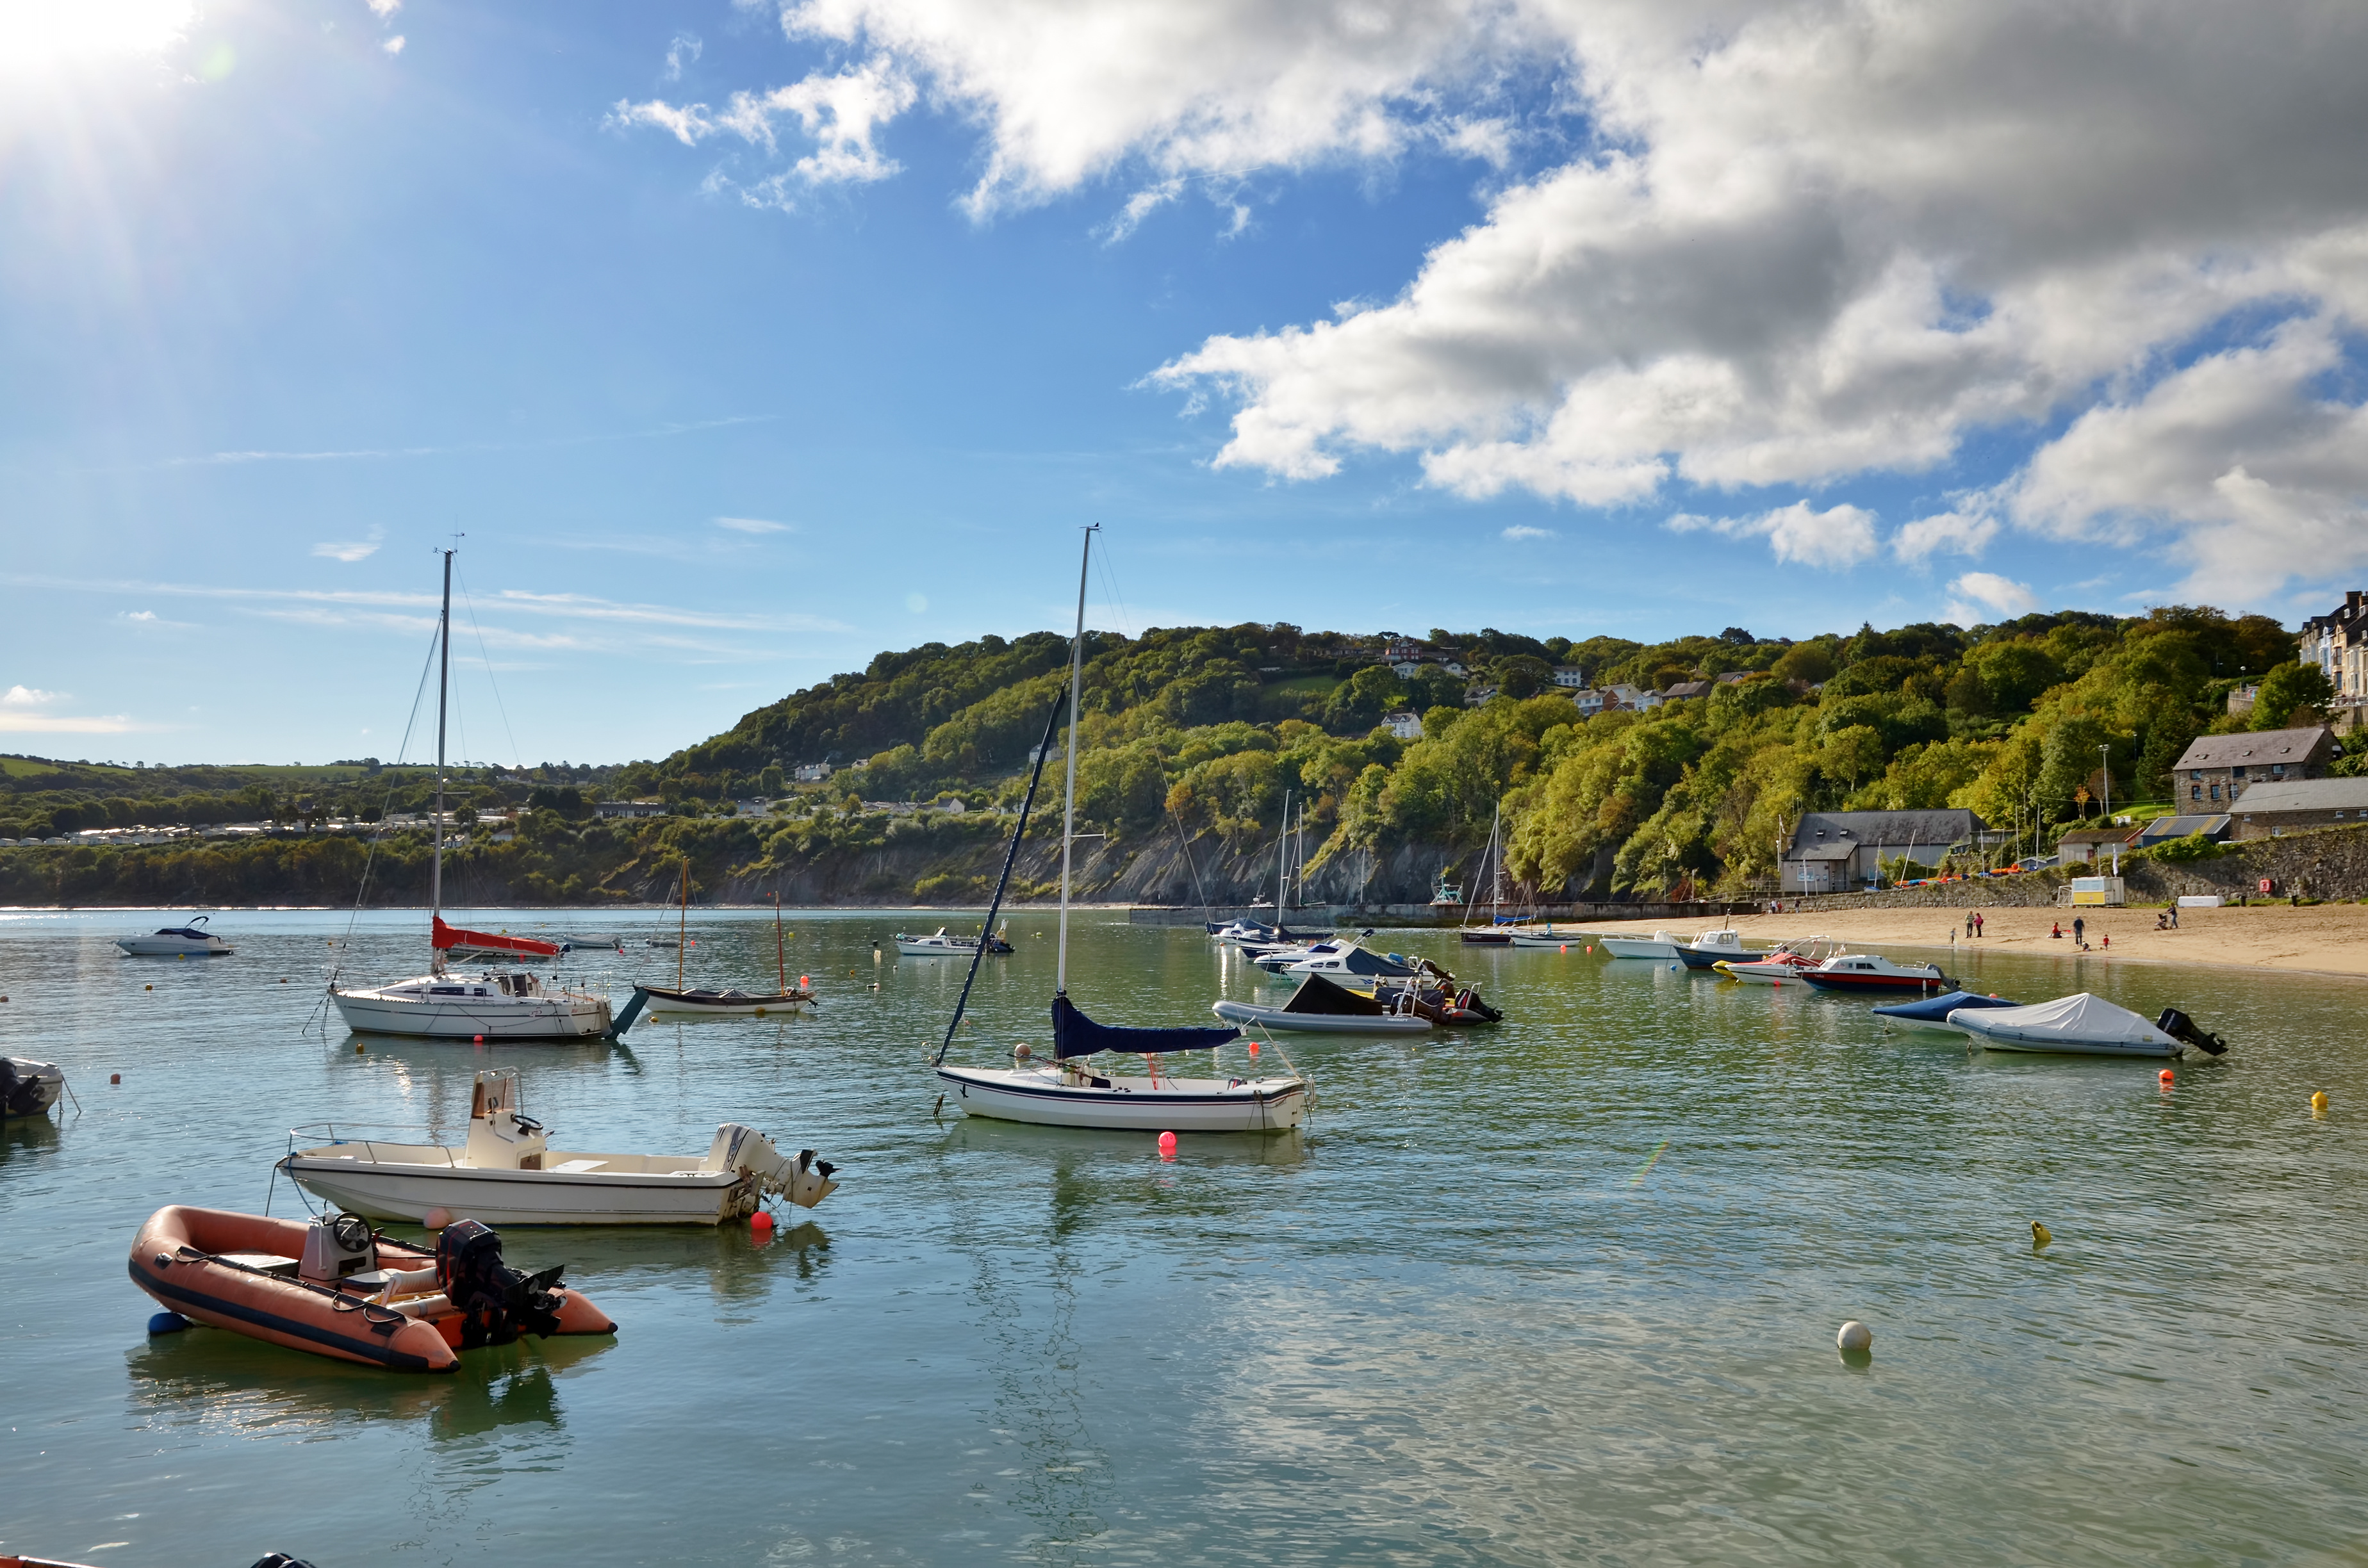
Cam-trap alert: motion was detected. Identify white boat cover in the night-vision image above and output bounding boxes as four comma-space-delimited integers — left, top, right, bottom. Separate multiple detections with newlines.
1953, 992, 2174, 1049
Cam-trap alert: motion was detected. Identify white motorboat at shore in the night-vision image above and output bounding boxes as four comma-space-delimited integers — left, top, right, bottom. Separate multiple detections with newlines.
932, 528, 1306, 1135
1594, 929, 1685, 960
895, 926, 1013, 957
1714, 937, 1842, 984
116, 915, 233, 956
284, 1069, 838, 1225
1952, 993, 2229, 1059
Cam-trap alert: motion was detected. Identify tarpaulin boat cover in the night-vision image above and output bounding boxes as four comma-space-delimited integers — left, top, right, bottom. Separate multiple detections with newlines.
1871, 989, 2019, 1024
1051, 994, 1240, 1060
1329, 946, 1416, 977
432, 915, 562, 958
1281, 973, 1390, 1017
1953, 992, 2171, 1045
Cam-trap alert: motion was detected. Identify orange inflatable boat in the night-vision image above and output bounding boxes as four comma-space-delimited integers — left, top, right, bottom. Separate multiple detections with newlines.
129, 1205, 615, 1373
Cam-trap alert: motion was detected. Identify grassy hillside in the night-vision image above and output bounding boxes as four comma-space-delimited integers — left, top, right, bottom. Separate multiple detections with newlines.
6, 605, 2356, 908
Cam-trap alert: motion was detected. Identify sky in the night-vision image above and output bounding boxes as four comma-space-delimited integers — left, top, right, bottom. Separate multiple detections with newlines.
4, 0, 2366, 767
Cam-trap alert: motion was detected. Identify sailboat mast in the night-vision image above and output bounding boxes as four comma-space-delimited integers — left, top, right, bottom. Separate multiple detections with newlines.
1275, 788, 1291, 913
677, 857, 688, 991
775, 890, 786, 993
1056, 525, 1096, 995
431, 548, 452, 927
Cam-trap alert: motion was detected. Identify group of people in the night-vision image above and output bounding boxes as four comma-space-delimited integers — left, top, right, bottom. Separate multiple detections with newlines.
2048, 916, 2109, 951
1962, 911, 1986, 938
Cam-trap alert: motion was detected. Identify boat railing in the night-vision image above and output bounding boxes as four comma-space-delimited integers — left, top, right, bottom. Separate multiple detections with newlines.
286, 1122, 463, 1167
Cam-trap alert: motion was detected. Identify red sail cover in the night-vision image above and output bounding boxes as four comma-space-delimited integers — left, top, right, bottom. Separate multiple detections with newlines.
432, 915, 561, 958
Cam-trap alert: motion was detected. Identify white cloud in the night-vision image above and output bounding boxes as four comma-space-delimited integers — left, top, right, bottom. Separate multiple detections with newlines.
312, 527, 383, 562
715, 516, 792, 534
1500, 524, 1555, 541
0, 687, 133, 733
381, 35, 403, 55
664, 31, 701, 82
1946, 571, 2039, 625
1892, 510, 1999, 566
3, 685, 59, 706
366, 0, 400, 17
1668, 502, 1879, 569
610, 59, 916, 205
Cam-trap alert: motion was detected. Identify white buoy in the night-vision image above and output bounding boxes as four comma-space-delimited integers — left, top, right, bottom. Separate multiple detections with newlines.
1836, 1319, 1873, 1353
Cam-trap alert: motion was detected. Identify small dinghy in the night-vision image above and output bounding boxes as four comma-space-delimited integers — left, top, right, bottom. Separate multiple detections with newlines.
637, 984, 813, 1017
115, 915, 233, 956
1871, 989, 2021, 1032
284, 1068, 838, 1225
129, 1206, 614, 1372
1952, 993, 2229, 1059
2, 1057, 66, 1119
1213, 972, 1436, 1034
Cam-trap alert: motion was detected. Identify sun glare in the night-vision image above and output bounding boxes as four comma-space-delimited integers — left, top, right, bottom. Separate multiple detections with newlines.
0, 0, 196, 74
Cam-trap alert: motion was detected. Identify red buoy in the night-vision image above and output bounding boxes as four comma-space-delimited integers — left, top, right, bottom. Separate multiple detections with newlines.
751, 1209, 775, 1240
1157, 1131, 1177, 1159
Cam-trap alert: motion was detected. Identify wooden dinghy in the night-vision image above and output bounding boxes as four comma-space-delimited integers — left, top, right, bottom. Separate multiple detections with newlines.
129, 1206, 614, 1373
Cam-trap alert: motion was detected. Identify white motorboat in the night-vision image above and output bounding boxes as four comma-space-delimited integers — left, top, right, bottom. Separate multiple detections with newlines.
116, 915, 233, 956
1673, 929, 1772, 970
1795, 951, 1952, 995
932, 528, 1306, 1134
1281, 943, 1429, 981
3, 1057, 66, 1118
284, 1069, 837, 1225
1715, 938, 1841, 984
326, 549, 614, 1043
1953, 993, 2228, 1059
1595, 929, 1686, 960
895, 926, 1012, 957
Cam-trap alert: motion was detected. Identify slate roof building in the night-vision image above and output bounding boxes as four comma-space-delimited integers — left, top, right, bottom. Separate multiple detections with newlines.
2224, 777, 2368, 840
1780, 808, 1985, 893
2170, 727, 2338, 807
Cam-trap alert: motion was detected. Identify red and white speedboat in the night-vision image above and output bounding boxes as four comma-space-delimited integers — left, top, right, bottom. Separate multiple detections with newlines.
1795, 950, 1950, 994
1714, 938, 1839, 984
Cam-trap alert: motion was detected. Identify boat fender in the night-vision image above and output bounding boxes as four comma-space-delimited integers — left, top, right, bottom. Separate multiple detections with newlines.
147, 1310, 189, 1334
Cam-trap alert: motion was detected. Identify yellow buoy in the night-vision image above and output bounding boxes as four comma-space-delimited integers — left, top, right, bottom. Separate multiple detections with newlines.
2312, 1090, 2329, 1116
2030, 1221, 2053, 1248
145, 983, 152, 991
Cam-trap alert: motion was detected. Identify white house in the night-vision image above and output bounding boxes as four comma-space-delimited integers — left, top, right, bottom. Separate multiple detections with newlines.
791, 762, 832, 783
1552, 667, 1586, 687
1383, 711, 1424, 740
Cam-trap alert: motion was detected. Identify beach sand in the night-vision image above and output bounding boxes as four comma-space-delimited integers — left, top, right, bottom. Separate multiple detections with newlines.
1577, 902, 2368, 979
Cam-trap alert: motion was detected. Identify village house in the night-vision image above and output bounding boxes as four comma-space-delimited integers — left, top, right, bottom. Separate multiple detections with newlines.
1780, 808, 1984, 893
593, 799, 669, 819
1552, 667, 1586, 687
2298, 590, 2368, 725
2169, 726, 2337, 807
1660, 680, 1714, 702
2225, 776, 2368, 840
1383, 711, 1424, 740
791, 761, 832, 783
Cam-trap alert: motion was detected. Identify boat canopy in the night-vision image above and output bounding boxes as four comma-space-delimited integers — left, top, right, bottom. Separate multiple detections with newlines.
1281, 973, 1391, 1017
1051, 994, 1240, 1059
432, 915, 562, 959
1957, 992, 2169, 1045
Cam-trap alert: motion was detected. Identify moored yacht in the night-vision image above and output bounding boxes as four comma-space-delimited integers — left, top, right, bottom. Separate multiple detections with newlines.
117, 915, 233, 956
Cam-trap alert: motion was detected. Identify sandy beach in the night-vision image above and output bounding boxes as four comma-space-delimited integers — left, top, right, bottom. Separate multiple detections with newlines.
1579, 902, 2368, 980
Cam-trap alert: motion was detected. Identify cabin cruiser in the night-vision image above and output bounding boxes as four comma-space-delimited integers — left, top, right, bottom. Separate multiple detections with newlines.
284, 1069, 837, 1225
1794, 951, 1951, 995
894, 926, 1013, 957
116, 915, 233, 956
1714, 937, 1841, 984
1672, 929, 1773, 970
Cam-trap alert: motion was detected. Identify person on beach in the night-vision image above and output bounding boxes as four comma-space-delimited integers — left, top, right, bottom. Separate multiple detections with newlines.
2170, 904, 2179, 929
1966, 912, 1975, 938
2073, 915, 2086, 950
2051, 920, 2062, 939
1975, 911, 1984, 937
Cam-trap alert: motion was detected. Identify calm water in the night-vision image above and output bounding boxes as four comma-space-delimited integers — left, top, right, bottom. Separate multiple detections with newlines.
3, 907, 2364, 1566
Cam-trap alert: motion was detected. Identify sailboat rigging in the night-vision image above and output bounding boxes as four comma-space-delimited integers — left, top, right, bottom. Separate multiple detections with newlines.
638, 858, 816, 1017
932, 527, 1307, 1133
1459, 805, 1513, 945
329, 549, 617, 1041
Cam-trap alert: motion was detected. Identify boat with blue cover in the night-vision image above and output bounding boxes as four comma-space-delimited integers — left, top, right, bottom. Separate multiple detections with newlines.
1871, 989, 2021, 1031
932, 528, 1307, 1134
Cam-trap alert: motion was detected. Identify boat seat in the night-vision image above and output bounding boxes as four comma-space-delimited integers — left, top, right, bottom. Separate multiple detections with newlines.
549, 1159, 607, 1173
218, 1252, 299, 1276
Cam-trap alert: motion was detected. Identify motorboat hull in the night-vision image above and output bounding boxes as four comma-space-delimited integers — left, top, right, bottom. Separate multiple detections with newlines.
1795, 972, 1949, 994
331, 988, 612, 1040
2, 1058, 65, 1118
1714, 960, 1815, 984
288, 1156, 758, 1225
1955, 1019, 2182, 1057
1595, 933, 1682, 960
1211, 1000, 1433, 1034
1950, 993, 2194, 1058
1871, 990, 2021, 1032
127, 1205, 614, 1372
935, 1064, 1306, 1132
116, 936, 234, 956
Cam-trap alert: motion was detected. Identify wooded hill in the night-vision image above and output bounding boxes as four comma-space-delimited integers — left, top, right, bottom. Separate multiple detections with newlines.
6, 607, 2356, 908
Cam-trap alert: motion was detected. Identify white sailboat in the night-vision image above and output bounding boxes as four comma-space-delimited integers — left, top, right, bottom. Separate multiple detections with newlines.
932, 528, 1308, 1134
328, 550, 616, 1042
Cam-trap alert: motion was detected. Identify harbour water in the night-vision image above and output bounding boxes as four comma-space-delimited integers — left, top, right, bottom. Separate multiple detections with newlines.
3, 907, 2364, 1565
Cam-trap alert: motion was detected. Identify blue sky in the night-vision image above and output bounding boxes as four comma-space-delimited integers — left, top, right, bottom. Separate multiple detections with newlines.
4, 0, 2365, 765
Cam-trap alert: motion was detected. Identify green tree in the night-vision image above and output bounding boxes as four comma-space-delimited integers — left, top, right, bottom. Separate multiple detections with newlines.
2252, 662, 2334, 730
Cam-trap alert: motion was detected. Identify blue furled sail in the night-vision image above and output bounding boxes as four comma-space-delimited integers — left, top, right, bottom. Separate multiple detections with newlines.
1052, 995, 1240, 1060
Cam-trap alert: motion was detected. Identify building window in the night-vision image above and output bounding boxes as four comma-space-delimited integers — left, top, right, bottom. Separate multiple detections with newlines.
2191, 785, 2201, 801
2210, 784, 2221, 801
2273, 764, 2285, 776
2232, 765, 2246, 779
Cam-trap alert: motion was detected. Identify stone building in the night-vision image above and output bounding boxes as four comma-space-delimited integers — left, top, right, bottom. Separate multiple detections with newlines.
2224, 777, 2368, 840
1779, 808, 1984, 893
2169, 726, 2337, 808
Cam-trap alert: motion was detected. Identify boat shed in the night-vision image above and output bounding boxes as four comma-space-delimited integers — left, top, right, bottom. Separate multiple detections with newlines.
1780, 808, 1985, 893
2057, 825, 2137, 864
2224, 777, 2368, 840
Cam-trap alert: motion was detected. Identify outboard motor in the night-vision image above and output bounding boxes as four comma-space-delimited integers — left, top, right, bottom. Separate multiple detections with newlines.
2156, 1008, 2228, 1056
1, 1057, 63, 1118
434, 1219, 566, 1347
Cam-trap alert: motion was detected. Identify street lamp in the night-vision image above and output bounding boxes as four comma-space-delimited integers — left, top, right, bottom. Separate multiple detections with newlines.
2098, 742, 2111, 823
